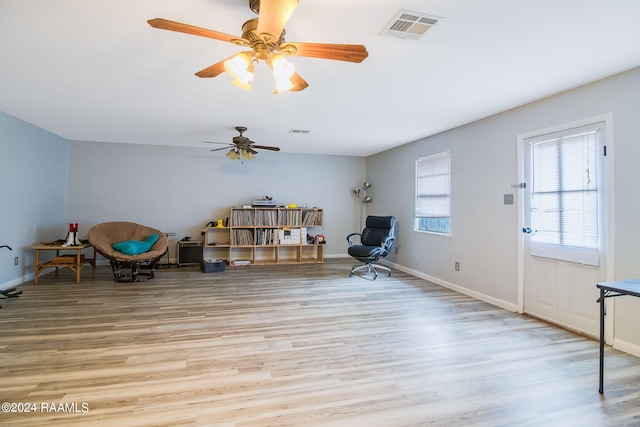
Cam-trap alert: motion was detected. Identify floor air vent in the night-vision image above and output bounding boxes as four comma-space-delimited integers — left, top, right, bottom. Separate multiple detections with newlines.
380, 10, 442, 40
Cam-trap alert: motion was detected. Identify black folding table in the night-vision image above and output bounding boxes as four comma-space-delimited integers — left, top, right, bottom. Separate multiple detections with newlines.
596, 279, 640, 394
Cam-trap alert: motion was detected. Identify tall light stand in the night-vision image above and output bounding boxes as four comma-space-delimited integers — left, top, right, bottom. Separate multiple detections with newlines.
353, 181, 372, 230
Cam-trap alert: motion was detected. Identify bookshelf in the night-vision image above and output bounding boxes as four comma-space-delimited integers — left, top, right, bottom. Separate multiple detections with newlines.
203, 207, 324, 266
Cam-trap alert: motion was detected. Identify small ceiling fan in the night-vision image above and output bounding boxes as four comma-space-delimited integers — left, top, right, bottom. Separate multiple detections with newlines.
148, 0, 368, 93
204, 126, 279, 160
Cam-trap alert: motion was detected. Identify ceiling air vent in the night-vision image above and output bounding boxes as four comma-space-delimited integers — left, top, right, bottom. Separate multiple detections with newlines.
289, 129, 310, 134
380, 10, 442, 40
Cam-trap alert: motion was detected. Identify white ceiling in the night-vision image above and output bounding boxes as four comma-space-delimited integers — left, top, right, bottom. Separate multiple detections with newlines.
1, 0, 639, 157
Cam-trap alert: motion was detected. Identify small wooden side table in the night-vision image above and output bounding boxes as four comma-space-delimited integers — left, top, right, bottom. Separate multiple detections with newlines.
31, 243, 96, 284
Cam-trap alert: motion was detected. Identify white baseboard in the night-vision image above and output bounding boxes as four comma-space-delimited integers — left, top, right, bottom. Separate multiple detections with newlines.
382, 260, 519, 313
324, 254, 351, 259
612, 338, 640, 358
333, 256, 517, 312
1, 273, 34, 291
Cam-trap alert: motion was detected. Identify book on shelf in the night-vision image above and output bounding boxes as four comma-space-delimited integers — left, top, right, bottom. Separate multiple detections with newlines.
280, 209, 301, 226
232, 209, 254, 226
256, 209, 277, 226
302, 210, 322, 225
231, 229, 254, 245
256, 228, 276, 245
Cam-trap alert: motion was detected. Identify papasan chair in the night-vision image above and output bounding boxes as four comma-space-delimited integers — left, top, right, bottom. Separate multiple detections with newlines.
88, 221, 168, 282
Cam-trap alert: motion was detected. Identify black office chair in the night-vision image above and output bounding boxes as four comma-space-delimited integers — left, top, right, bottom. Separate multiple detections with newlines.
346, 215, 396, 279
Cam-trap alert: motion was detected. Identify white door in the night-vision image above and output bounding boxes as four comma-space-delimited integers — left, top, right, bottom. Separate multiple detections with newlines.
520, 120, 609, 337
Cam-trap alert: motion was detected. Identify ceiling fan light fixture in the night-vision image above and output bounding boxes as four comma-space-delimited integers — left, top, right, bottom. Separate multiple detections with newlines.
224, 52, 254, 91
231, 78, 252, 92
271, 54, 295, 79
271, 53, 296, 93
226, 149, 242, 160
274, 77, 295, 93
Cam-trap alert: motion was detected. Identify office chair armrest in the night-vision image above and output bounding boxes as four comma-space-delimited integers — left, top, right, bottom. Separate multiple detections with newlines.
346, 232, 361, 246
381, 235, 396, 250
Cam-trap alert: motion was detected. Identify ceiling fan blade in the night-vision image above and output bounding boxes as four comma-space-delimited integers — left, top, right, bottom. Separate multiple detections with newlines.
289, 72, 308, 92
279, 42, 368, 63
251, 145, 281, 151
204, 141, 234, 152
256, 0, 299, 41
148, 18, 240, 44
195, 56, 236, 78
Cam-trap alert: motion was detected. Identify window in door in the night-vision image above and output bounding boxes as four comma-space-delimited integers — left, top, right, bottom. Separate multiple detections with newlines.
527, 123, 604, 266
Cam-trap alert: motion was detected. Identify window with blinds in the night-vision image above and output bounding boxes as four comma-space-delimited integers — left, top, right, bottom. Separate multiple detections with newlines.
527, 124, 602, 266
415, 152, 451, 234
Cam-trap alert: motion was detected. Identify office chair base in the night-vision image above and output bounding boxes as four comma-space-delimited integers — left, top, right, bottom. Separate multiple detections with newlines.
0, 287, 23, 309
349, 263, 391, 280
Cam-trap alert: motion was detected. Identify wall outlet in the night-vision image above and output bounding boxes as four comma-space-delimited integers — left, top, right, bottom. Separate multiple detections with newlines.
14, 256, 19, 266
455, 261, 460, 271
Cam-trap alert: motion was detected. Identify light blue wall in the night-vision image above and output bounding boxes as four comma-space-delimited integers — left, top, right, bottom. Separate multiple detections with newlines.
0, 111, 68, 289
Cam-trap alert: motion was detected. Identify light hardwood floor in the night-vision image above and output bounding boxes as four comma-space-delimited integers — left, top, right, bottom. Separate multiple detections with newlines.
1, 259, 639, 426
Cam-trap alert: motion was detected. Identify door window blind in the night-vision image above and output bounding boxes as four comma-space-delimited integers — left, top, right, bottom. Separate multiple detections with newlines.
528, 124, 601, 266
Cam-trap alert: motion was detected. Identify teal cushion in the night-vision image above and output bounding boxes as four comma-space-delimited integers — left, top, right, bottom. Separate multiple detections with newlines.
145, 234, 160, 245
112, 234, 160, 255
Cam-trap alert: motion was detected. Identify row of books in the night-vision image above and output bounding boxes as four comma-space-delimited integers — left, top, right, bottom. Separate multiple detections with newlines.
230, 229, 253, 245
302, 210, 323, 226
231, 208, 322, 226
231, 209, 254, 226
279, 210, 301, 226
255, 210, 278, 226
256, 228, 277, 245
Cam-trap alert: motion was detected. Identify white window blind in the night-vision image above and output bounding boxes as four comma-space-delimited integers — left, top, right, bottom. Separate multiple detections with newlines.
528, 124, 601, 266
415, 152, 450, 233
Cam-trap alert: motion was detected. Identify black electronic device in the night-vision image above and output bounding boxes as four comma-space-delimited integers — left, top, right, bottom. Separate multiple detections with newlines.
177, 240, 203, 266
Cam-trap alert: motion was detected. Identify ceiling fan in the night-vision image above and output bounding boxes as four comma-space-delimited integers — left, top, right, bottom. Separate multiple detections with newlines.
148, 0, 368, 93
204, 126, 280, 160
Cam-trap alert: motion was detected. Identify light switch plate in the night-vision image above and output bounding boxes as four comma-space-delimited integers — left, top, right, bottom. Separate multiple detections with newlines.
504, 194, 514, 205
